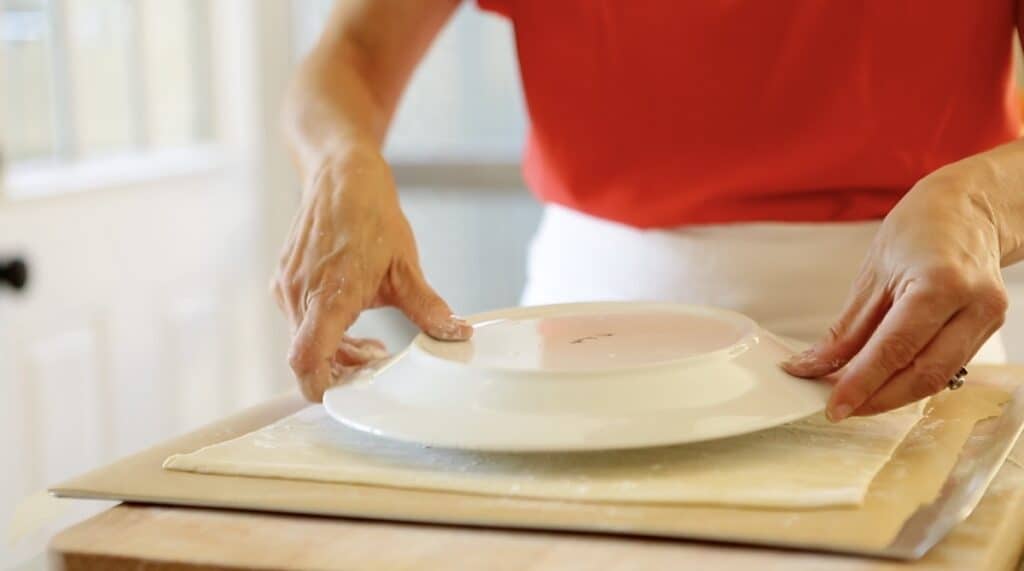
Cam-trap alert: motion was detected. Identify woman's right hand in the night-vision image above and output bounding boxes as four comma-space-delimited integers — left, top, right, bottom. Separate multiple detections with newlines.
272, 144, 472, 401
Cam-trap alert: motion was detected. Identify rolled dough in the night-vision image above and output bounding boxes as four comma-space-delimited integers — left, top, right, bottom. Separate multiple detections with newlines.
165, 401, 929, 509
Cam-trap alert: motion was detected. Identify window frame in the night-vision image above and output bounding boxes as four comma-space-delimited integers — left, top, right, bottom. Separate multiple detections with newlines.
1, 0, 221, 201
3, 144, 228, 200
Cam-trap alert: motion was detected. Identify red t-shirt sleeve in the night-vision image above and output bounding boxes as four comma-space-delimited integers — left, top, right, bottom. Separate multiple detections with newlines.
1018, 0, 1024, 58
477, 0, 513, 18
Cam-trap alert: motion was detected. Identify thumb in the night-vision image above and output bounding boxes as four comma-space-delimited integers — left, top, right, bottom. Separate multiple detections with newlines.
391, 264, 472, 341
782, 290, 885, 378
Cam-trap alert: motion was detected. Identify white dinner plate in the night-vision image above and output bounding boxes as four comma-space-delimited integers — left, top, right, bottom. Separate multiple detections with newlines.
323, 302, 831, 452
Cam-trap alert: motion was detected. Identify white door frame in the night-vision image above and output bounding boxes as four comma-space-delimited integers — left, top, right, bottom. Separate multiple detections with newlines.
219, 0, 300, 388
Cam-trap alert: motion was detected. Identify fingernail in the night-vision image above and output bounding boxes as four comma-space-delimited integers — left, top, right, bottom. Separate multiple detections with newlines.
783, 349, 815, 365
362, 344, 390, 361
433, 316, 473, 341
827, 403, 854, 422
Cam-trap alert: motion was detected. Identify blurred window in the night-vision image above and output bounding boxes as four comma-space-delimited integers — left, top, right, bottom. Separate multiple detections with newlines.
1, 0, 212, 168
292, 0, 527, 164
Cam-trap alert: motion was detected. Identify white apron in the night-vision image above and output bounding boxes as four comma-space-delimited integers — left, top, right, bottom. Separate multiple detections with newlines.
522, 205, 1006, 364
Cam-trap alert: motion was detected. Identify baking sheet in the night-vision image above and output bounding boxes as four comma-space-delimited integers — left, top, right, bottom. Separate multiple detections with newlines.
50, 381, 1022, 559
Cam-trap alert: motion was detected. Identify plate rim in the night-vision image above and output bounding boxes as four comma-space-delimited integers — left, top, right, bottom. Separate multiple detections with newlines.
324, 302, 828, 452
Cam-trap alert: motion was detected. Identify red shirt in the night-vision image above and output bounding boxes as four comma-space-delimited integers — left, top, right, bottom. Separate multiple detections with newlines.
479, 1, 1022, 227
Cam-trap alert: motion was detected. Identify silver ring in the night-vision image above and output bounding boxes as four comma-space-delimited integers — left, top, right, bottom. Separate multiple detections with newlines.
948, 367, 967, 391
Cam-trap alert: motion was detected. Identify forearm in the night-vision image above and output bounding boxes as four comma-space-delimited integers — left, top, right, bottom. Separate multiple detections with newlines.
922, 137, 1024, 266
283, 52, 387, 182
281, 0, 458, 183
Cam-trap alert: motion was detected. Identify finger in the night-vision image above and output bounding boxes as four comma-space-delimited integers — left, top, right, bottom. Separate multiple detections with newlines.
302, 361, 364, 402
289, 281, 364, 402
271, 280, 300, 331
277, 271, 312, 335
327, 362, 364, 387
827, 286, 959, 421
325, 340, 391, 398
782, 280, 887, 378
276, 169, 358, 361
333, 336, 389, 366
348, 336, 387, 352
281, 193, 317, 284
851, 305, 995, 416
280, 196, 330, 327
391, 264, 472, 341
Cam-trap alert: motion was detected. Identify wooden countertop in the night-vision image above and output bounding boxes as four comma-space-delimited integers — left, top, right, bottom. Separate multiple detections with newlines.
48, 487, 1024, 571
48, 452, 1024, 570
48, 366, 1024, 570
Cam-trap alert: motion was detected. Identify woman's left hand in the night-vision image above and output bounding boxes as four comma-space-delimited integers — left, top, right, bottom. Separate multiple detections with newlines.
782, 162, 1009, 421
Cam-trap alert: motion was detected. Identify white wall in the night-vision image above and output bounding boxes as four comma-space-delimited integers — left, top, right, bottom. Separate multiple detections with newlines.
1002, 264, 1024, 362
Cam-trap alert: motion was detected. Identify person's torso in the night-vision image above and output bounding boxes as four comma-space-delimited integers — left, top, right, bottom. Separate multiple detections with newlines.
479, 0, 1021, 227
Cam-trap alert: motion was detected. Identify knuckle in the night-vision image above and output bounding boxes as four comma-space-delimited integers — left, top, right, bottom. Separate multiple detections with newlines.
297, 380, 323, 402
285, 277, 304, 302
921, 264, 969, 292
875, 334, 919, 372
988, 309, 1008, 330
911, 361, 950, 398
288, 344, 321, 378
916, 283, 960, 308
974, 285, 1009, 325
